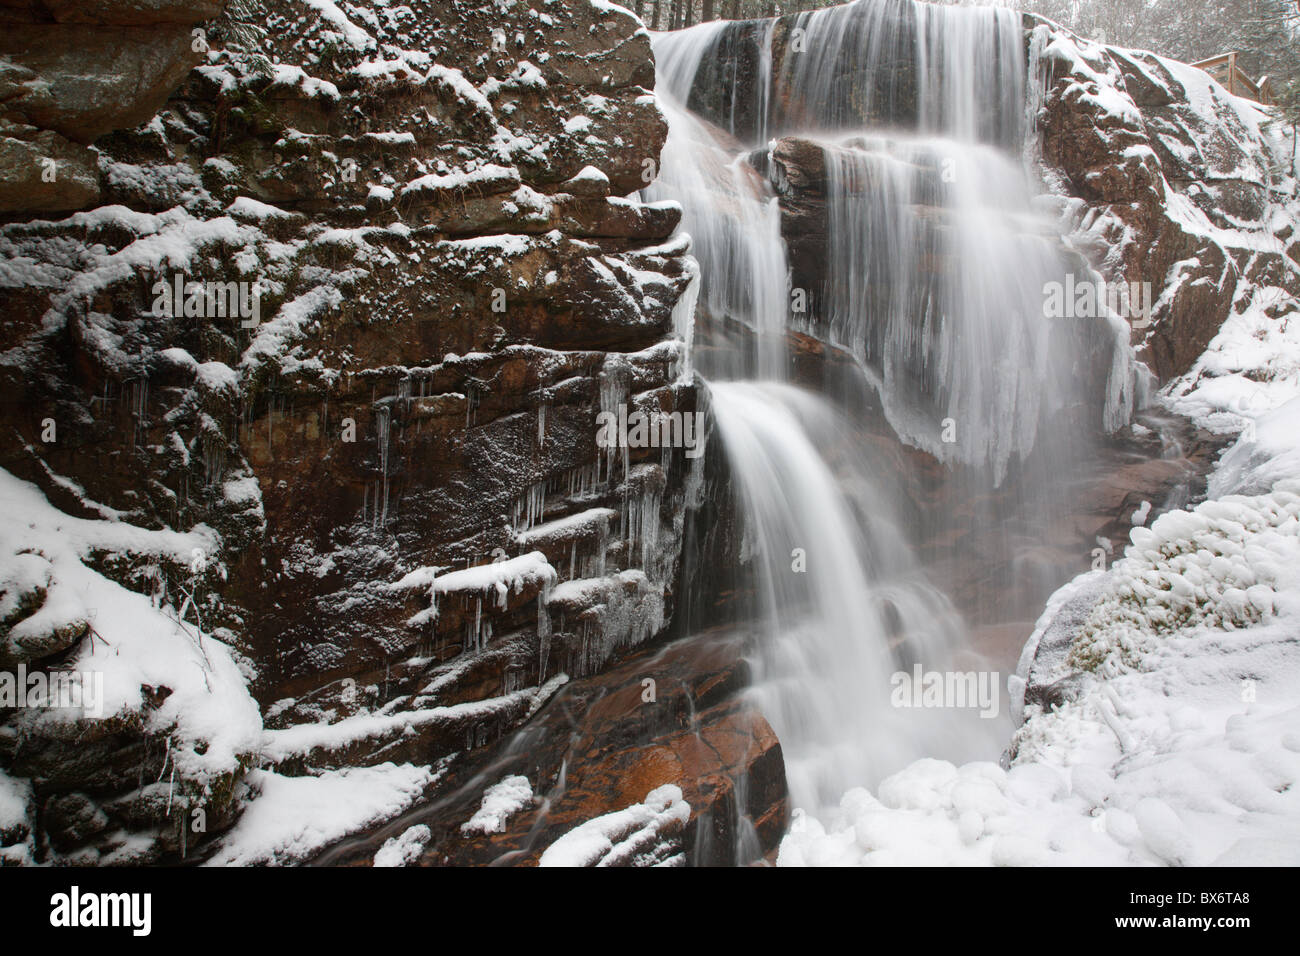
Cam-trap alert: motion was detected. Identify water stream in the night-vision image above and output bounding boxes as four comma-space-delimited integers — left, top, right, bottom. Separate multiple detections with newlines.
647, 0, 1140, 815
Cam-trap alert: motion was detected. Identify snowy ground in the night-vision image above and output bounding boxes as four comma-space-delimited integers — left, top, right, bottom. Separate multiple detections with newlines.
779, 287, 1300, 867
205, 763, 437, 866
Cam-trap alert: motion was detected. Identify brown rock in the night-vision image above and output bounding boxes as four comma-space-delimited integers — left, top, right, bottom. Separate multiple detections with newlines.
3, 0, 225, 25
0, 24, 199, 143
0, 123, 100, 211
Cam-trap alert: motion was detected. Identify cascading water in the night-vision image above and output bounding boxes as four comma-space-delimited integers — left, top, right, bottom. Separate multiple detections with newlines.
816, 135, 1067, 481
709, 381, 1001, 808
653, 97, 791, 382
648, 0, 1140, 815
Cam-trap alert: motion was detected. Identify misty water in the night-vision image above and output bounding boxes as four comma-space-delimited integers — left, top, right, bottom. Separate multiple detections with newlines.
646, 0, 1140, 814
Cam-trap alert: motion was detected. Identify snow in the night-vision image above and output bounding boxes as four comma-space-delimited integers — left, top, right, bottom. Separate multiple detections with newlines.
1065, 488, 1300, 674
227, 197, 297, 221
1163, 189, 1286, 252
269, 64, 340, 100
460, 774, 534, 834
426, 65, 495, 118
537, 784, 690, 867
1166, 290, 1300, 497
195, 360, 240, 393
205, 763, 434, 866
373, 824, 432, 866
401, 163, 520, 199
481, 61, 547, 98
1159, 54, 1273, 163
0, 769, 32, 865
1211, 399, 1300, 498
10, 210, 257, 335
300, 0, 376, 52
0, 770, 29, 834
515, 507, 616, 549
588, 0, 638, 22
363, 131, 416, 146
1130, 499, 1151, 526
261, 677, 567, 764
545, 575, 616, 605
222, 475, 262, 507
240, 285, 345, 379
0, 468, 261, 785
1041, 35, 1143, 126
566, 165, 610, 188
355, 58, 424, 85
391, 550, 557, 622
439, 233, 535, 257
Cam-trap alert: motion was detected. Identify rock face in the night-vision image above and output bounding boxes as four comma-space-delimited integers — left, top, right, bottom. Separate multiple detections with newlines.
1030, 18, 1300, 380
0, 0, 720, 864
0, 0, 217, 213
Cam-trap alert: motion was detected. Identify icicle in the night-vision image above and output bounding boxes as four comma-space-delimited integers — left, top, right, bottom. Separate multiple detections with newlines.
375, 405, 392, 529
537, 578, 552, 681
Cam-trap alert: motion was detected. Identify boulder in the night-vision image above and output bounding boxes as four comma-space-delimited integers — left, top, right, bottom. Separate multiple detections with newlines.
0, 122, 100, 211
1, 0, 224, 25
0, 24, 200, 144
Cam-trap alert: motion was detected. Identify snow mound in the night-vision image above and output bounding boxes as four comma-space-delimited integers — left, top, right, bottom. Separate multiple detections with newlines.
373, 824, 432, 867
1067, 481, 1300, 674
461, 774, 534, 835
205, 763, 435, 866
0, 467, 261, 785
538, 785, 690, 867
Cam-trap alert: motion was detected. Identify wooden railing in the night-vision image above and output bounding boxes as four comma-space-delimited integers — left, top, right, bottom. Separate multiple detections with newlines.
1192, 52, 1275, 105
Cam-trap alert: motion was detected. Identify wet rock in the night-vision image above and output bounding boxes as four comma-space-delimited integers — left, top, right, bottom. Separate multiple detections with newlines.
310, 629, 789, 867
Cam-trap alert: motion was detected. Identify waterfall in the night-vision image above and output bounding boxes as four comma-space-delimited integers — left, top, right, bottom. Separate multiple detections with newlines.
650, 0, 1139, 815
816, 134, 1064, 482
651, 96, 790, 381
710, 381, 1002, 808
658, 0, 1026, 147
